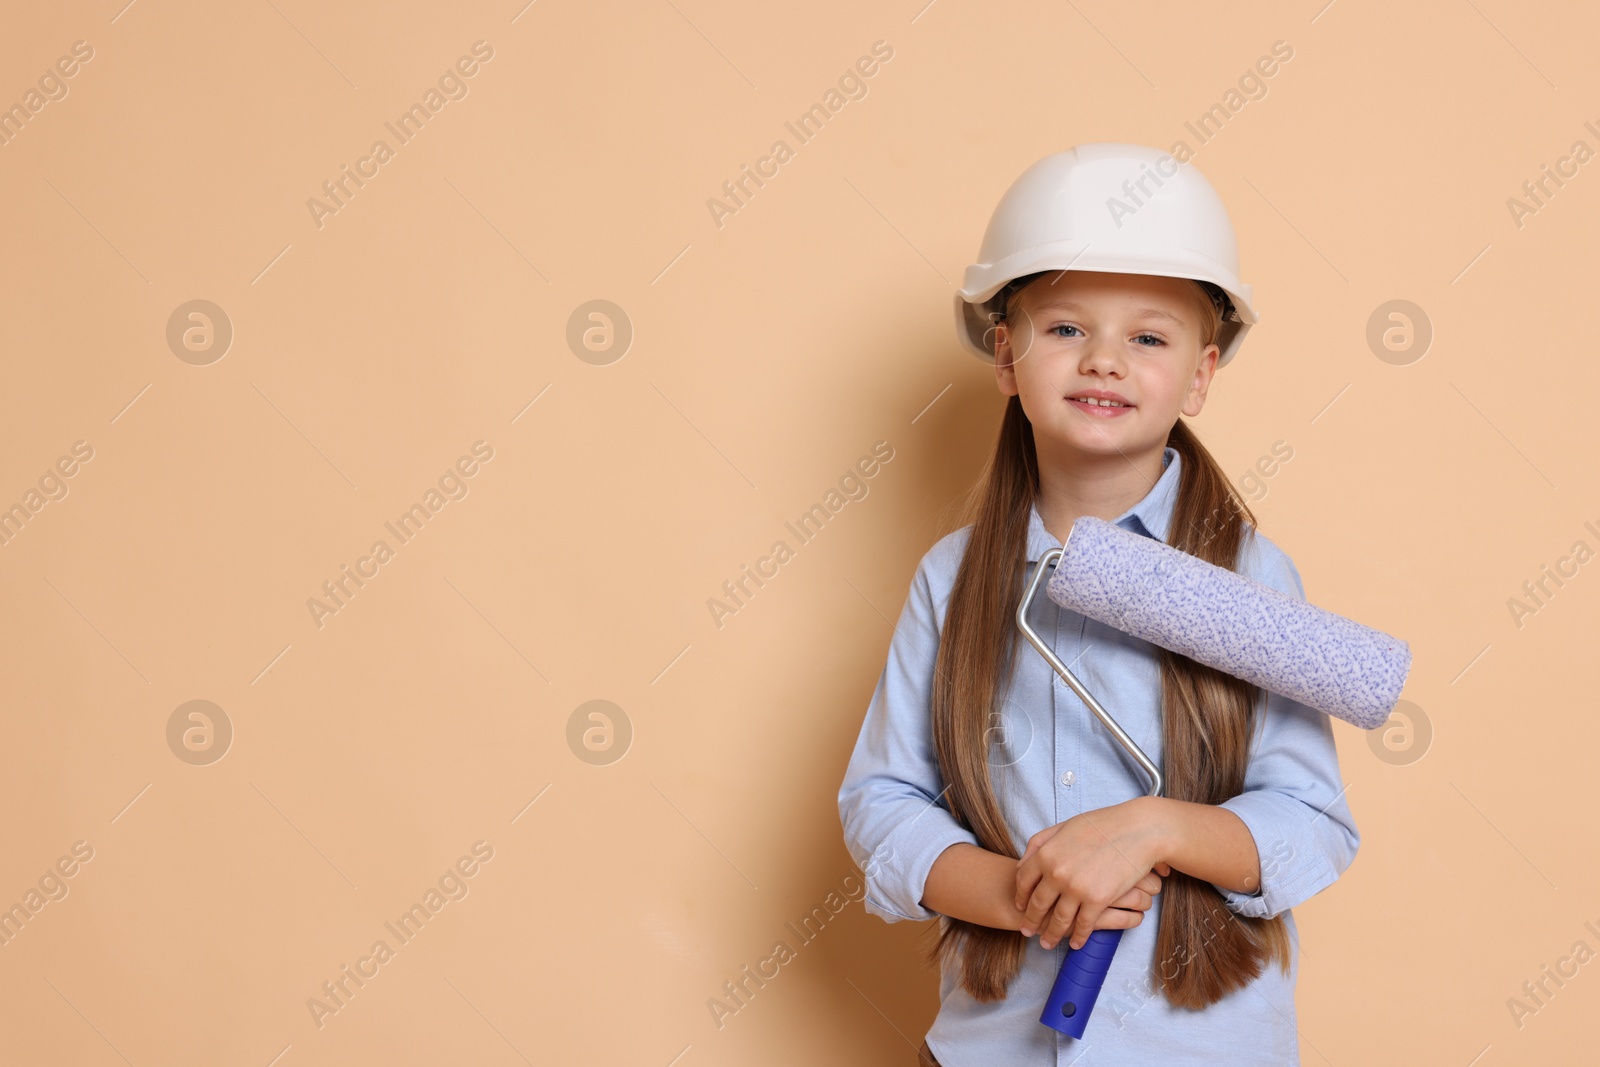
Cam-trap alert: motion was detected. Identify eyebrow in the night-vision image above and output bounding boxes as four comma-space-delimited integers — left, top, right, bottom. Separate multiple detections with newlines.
1031, 301, 1189, 328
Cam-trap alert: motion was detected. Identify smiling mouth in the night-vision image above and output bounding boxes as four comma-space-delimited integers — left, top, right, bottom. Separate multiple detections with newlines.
1066, 397, 1134, 416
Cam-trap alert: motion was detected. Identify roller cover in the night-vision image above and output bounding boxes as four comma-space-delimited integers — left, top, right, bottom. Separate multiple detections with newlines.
1046, 517, 1411, 730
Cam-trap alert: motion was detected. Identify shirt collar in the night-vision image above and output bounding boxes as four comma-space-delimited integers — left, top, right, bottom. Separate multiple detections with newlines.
1025, 446, 1182, 562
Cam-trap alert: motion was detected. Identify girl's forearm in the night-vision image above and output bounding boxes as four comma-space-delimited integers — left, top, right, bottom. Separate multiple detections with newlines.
921, 843, 1027, 930
920, 798, 1261, 928
1144, 796, 1261, 895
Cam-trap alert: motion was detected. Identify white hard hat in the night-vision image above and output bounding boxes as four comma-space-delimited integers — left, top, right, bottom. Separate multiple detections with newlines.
954, 143, 1258, 367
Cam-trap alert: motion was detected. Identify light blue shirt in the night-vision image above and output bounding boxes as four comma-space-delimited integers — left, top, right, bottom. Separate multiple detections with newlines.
837, 446, 1359, 1066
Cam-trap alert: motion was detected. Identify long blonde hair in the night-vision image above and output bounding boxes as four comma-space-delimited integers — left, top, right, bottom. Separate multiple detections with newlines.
926, 276, 1291, 1008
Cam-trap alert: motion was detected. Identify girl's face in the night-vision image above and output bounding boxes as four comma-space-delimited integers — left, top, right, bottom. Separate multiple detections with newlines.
993, 270, 1220, 461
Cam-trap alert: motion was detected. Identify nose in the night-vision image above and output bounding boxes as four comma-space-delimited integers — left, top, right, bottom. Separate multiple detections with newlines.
1077, 333, 1126, 377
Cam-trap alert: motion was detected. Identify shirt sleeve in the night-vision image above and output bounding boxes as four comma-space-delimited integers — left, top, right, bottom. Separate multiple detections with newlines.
837, 549, 980, 923
1208, 539, 1362, 920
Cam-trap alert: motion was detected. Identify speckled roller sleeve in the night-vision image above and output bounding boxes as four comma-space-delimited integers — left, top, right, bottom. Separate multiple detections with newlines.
1046, 516, 1412, 731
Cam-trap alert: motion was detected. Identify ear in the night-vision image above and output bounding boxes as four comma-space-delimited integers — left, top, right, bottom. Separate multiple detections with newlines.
994, 325, 1020, 397
1181, 343, 1220, 416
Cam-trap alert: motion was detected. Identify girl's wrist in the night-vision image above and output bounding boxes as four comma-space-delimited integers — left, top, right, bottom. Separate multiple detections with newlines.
1132, 796, 1261, 893
1132, 794, 1178, 869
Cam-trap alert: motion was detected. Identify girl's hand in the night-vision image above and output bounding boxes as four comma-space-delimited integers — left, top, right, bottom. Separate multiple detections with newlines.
1033, 868, 1165, 940
1014, 796, 1170, 951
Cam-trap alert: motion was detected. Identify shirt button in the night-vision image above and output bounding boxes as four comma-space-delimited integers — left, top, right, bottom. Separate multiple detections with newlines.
1060, 770, 1076, 787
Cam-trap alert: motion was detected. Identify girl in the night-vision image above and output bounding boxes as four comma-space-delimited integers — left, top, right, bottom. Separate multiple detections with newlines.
837, 144, 1359, 1066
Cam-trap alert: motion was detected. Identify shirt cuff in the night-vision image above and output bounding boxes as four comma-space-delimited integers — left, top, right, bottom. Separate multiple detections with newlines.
861, 809, 980, 923
1210, 790, 1341, 920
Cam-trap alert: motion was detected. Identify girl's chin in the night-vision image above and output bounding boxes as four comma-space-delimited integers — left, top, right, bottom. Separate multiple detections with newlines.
1057, 416, 1135, 442
1039, 424, 1162, 456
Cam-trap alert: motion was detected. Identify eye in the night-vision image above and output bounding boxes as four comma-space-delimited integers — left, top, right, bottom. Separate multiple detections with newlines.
1134, 333, 1166, 347
1048, 324, 1082, 338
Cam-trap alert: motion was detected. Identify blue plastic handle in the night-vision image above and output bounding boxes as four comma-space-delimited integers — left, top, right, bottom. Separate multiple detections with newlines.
1040, 927, 1121, 1037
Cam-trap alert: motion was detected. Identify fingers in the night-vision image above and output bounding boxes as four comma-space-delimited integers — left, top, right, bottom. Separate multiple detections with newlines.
1109, 887, 1154, 912
1022, 870, 1152, 944
1155, 861, 1171, 877
1067, 901, 1104, 950
1031, 888, 1154, 949
1014, 863, 1043, 926
1041, 906, 1146, 950
1019, 883, 1060, 939
1049, 884, 1158, 949
1015, 856, 1060, 938
1093, 907, 1144, 932
1038, 897, 1080, 951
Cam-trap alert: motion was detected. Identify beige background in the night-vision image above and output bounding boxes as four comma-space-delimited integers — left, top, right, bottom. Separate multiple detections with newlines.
0, 0, 1595, 1064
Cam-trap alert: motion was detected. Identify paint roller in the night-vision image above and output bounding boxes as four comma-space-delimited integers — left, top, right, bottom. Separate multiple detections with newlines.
1016, 515, 1413, 1038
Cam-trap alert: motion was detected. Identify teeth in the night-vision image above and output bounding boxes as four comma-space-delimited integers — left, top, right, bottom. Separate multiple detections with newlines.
1074, 397, 1126, 407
